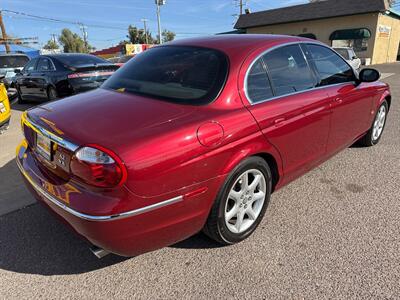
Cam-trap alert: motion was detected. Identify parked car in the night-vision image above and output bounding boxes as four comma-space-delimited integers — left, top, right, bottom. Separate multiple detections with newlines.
15, 53, 119, 103
17, 35, 390, 257
333, 47, 362, 70
0, 76, 11, 133
107, 55, 134, 67
0, 53, 30, 88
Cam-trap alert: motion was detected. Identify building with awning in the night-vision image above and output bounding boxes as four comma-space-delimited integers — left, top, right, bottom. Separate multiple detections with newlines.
234, 0, 400, 65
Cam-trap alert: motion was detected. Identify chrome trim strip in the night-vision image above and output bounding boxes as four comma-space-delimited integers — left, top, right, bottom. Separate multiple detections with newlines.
244, 41, 357, 106
16, 158, 183, 221
23, 113, 79, 152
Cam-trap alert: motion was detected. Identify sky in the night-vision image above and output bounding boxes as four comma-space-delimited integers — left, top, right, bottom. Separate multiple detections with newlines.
1, 0, 308, 50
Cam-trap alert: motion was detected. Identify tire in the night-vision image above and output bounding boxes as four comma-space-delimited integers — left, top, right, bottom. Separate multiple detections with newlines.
47, 86, 58, 101
203, 156, 272, 245
358, 101, 388, 147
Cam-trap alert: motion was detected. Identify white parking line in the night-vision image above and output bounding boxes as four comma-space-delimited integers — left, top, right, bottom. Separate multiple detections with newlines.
381, 73, 395, 79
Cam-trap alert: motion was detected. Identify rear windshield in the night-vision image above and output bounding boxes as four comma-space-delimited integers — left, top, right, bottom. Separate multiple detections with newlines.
102, 46, 229, 105
0, 55, 29, 68
56, 54, 108, 67
334, 49, 349, 60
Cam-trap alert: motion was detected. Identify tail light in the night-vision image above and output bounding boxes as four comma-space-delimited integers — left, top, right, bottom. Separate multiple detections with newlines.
70, 145, 127, 188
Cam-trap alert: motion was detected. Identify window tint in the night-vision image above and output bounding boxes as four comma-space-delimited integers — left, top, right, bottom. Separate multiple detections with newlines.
23, 58, 37, 72
263, 44, 316, 96
307, 44, 355, 86
0, 55, 29, 68
246, 59, 273, 103
334, 48, 349, 60
103, 46, 229, 105
37, 58, 55, 71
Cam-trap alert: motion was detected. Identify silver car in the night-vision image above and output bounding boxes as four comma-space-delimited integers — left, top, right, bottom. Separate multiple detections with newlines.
333, 47, 361, 71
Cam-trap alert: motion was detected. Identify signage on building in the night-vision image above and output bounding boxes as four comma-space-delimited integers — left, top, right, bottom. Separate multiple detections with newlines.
378, 25, 391, 38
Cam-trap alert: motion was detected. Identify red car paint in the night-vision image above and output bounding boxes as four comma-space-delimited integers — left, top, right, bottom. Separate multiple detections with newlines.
17, 35, 390, 256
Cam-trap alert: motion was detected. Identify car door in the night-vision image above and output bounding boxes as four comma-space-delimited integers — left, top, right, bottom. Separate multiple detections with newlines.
305, 43, 373, 154
17, 58, 38, 97
35, 57, 56, 99
244, 44, 331, 184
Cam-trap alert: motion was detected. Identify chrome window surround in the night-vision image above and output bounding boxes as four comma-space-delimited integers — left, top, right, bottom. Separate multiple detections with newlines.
16, 157, 183, 221
22, 113, 79, 152
244, 41, 357, 106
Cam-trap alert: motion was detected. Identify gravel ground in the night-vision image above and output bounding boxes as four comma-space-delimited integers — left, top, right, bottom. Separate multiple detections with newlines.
0, 63, 399, 299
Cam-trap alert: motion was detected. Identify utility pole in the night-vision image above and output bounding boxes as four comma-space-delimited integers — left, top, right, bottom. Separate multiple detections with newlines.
155, 0, 166, 44
141, 18, 149, 44
50, 34, 57, 44
78, 23, 88, 52
239, 0, 243, 15
0, 10, 10, 53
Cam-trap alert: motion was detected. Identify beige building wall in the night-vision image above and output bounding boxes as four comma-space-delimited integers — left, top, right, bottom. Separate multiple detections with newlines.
372, 14, 400, 64
245, 13, 400, 64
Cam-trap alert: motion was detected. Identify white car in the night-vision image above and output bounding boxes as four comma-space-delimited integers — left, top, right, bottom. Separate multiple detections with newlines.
333, 47, 361, 71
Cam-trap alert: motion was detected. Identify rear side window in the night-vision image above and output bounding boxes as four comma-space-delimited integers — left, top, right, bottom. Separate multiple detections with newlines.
103, 46, 229, 105
262, 44, 316, 97
306, 44, 355, 86
37, 58, 55, 71
246, 59, 273, 103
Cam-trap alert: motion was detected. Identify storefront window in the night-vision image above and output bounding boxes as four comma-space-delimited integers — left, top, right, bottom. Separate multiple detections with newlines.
331, 39, 368, 52
330, 28, 371, 53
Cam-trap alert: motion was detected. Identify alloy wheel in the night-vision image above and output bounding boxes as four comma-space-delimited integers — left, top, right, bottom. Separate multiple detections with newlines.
224, 169, 266, 234
372, 105, 386, 141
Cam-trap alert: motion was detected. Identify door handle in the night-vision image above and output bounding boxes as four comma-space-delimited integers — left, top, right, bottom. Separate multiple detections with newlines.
273, 117, 286, 125
333, 97, 343, 104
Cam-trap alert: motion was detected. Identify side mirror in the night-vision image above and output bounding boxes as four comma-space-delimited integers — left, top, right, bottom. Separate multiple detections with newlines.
14, 69, 21, 74
352, 56, 358, 60
359, 68, 380, 83
0, 75, 5, 81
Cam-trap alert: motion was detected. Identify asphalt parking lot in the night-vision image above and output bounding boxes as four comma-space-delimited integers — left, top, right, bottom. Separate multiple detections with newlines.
0, 63, 399, 299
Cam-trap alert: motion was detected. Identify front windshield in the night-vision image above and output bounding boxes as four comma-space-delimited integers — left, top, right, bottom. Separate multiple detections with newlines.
102, 46, 229, 104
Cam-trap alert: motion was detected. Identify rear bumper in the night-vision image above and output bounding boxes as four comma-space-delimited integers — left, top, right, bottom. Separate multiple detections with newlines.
16, 140, 219, 256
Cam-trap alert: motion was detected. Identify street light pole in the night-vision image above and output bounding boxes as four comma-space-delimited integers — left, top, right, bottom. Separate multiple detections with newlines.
141, 18, 149, 44
155, 0, 166, 44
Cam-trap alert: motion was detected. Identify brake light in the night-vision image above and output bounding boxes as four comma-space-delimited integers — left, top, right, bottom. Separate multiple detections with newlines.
70, 145, 127, 188
67, 71, 114, 79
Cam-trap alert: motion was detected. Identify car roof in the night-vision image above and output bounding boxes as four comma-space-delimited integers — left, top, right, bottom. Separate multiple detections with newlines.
164, 34, 324, 60
0, 53, 29, 57
43, 53, 97, 59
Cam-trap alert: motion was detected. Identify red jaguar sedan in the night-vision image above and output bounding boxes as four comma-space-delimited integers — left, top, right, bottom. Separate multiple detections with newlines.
17, 35, 391, 257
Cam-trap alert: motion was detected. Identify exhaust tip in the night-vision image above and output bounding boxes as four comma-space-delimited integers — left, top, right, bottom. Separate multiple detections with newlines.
90, 246, 110, 259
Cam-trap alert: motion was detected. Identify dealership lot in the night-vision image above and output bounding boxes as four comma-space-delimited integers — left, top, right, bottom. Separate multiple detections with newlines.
0, 63, 399, 298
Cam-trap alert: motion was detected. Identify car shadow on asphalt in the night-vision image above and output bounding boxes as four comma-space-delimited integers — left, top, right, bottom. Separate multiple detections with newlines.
0, 202, 128, 276
171, 233, 223, 250
10, 102, 37, 112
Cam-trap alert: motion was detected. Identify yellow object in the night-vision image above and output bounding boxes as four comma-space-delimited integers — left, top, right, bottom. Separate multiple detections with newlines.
0, 82, 11, 130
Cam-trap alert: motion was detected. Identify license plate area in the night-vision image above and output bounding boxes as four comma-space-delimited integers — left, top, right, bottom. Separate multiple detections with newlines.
36, 133, 52, 161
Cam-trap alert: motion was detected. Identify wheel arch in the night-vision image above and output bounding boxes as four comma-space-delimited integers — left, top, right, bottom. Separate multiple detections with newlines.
385, 94, 391, 110
252, 152, 280, 192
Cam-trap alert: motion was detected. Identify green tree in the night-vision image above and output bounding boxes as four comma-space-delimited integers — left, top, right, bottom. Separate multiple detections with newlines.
43, 39, 59, 50
162, 30, 176, 43
127, 25, 155, 44
58, 28, 92, 53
